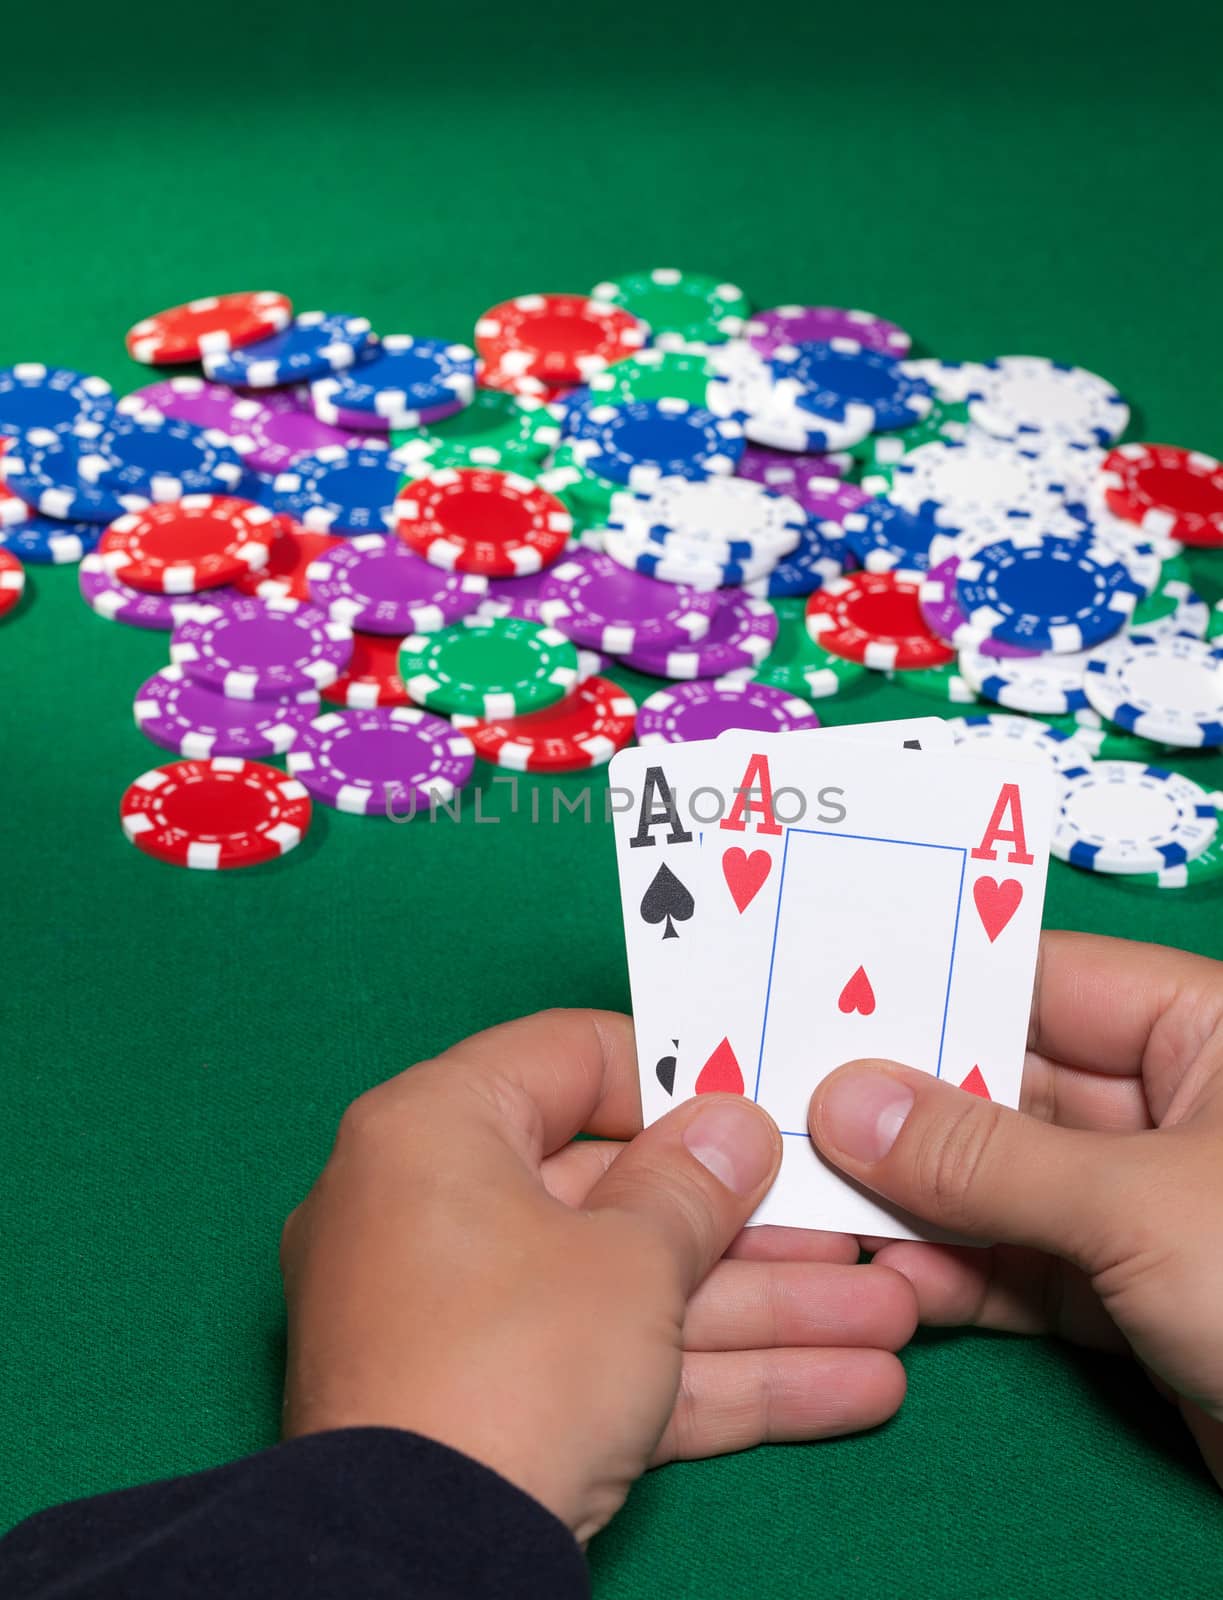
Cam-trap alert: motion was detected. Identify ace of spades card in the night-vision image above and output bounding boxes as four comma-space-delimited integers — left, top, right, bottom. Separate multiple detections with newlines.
689, 730, 1055, 1239
609, 740, 711, 1127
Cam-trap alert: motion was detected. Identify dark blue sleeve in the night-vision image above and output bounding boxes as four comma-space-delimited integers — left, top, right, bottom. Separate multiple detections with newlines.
0, 1427, 590, 1600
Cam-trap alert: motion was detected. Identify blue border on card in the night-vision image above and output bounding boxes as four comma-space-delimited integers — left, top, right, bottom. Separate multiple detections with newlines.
756, 828, 968, 1134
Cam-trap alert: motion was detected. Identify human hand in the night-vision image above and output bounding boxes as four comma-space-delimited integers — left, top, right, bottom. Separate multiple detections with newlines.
807, 930, 1223, 1489
280, 1009, 916, 1543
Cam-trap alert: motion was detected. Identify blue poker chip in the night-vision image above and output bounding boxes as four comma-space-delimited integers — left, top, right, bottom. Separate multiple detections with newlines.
841, 498, 941, 573
0, 513, 101, 564
770, 341, 934, 432
956, 530, 1144, 653
0, 364, 115, 439
566, 399, 744, 488
1, 429, 148, 523
202, 311, 375, 389
75, 413, 246, 500
743, 526, 844, 598
269, 443, 412, 534
311, 335, 477, 427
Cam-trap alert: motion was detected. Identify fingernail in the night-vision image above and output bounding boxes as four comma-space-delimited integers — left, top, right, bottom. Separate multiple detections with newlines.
819, 1070, 914, 1164
683, 1101, 776, 1196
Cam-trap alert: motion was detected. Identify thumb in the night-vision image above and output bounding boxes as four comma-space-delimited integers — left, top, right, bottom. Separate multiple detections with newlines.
585, 1095, 781, 1294
809, 1061, 1132, 1268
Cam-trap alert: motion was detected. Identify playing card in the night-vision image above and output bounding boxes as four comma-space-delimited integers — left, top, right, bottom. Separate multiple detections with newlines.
610, 718, 951, 1131
687, 730, 1054, 1238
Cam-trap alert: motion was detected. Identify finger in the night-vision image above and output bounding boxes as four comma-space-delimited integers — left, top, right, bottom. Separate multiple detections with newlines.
540, 1145, 860, 1269
1020, 1051, 1155, 1134
585, 1095, 781, 1297
652, 1347, 907, 1463
725, 1225, 861, 1266
368, 1009, 643, 1167
809, 1060, 1145, 1269
681, 1260, 917, 1353
869, 1241, 1127, 1351
1031, 930, 1223, 1083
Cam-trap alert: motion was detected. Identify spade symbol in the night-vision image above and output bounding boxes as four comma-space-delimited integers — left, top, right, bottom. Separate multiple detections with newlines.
656, 1040, 679, 1096
640, 863, 694, 940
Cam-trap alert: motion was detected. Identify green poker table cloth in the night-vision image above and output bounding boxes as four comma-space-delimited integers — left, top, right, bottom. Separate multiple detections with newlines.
2, 0, 1222, 1591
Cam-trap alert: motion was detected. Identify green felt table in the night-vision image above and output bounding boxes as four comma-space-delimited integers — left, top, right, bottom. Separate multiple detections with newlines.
3, 0, 1223, 1590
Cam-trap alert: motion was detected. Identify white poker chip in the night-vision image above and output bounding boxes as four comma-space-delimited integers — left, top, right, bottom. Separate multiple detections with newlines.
1053, 760, 1218, 874
947, 712, 1096, 773
1082, 633, 1223, 749
706, 342, 874, 453
967, 357, 1130, 449
957, 643, 1093, 714
865, 436, 1068, 535
899, 359, 989, 404
608, 474, 806, 557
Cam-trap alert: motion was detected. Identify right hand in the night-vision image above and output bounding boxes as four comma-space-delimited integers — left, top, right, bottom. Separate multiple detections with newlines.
805, 930, 1223, 1490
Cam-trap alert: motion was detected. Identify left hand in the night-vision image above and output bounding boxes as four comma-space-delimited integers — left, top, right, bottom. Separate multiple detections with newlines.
280, 1010, 916, 1544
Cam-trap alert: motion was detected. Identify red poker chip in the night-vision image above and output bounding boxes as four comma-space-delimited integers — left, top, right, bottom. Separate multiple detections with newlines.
233, 519, 341, 601
805, 570, 955, 669
0, 547, 26, 618
125, 292, 293, 366
474, 293, 646, 385
120, 757, 312, 870
98, 495, 277, 594
452, 674, 636, 771
1099, 443, 1223, 548
321, 630, 412, 708
0, 439, 32, 529
477, 358, 574, 405
394, 466, 572, 578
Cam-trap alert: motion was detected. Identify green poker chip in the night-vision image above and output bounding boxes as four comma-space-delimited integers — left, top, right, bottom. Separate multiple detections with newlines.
540, 444, 619, 521
851, 397, 971, 470
753, 599, 868, 699
1126, 555, 1208, 636
591, 269, 748, 348
1208, 599, 1223, 641
890, 660, 979, 704
399, 615, 580, 718
586, 348, 713, 408
390, 389, 561, 470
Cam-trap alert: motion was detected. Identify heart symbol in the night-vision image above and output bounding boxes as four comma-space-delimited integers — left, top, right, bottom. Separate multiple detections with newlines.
973, 876, 1023, 943
722, 847, 771, 913
696, 1038, 744, 1095
838, 966, 875, 1015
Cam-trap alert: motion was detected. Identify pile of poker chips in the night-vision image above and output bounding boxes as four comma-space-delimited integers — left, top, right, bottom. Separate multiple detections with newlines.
1, 279, 1220, 884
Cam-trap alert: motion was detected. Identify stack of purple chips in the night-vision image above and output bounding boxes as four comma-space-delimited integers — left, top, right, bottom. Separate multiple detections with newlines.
286, 707, 476, 815
133, 664, 320, 758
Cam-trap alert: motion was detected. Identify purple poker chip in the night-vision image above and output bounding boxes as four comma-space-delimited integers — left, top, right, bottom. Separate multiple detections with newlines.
477, 568, 555, 623
636, 677, 821, 744
918, 555, 1039, 660
736, 443, 852, 487
286, 706, 475, 815
133, 664, 320, 757
236, 387, 381, 475
623, 591, 779, 679
537, 547, 718, 655
306, 533, 488, 634
170, 596, 354, 699
78, 552, 240, 630
745, 306, 913, 360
